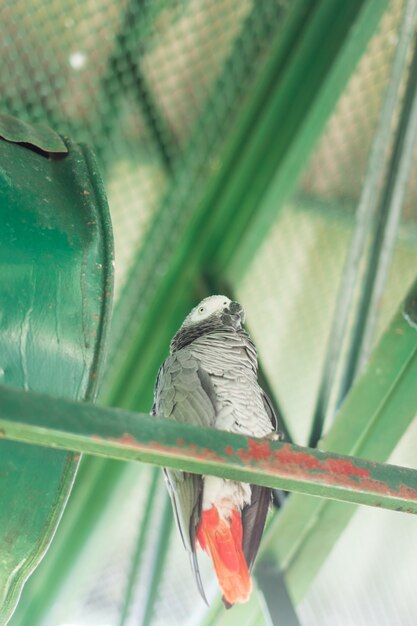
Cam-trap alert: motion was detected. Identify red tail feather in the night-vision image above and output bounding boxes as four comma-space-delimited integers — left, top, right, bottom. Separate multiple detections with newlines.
196, 506, 252, 605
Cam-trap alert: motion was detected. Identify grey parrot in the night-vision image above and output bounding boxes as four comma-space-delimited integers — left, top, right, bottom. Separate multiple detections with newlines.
151, 295, 279, 607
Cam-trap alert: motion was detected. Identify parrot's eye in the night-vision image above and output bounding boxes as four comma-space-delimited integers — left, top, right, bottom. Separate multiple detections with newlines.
198, 306, 205, 313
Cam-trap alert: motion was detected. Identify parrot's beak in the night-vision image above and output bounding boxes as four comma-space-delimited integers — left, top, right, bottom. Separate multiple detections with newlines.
227, 301, 245, 321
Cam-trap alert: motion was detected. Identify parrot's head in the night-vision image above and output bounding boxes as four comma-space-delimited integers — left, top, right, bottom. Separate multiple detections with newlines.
185, 295, 245, 327
171, 295, 246, 351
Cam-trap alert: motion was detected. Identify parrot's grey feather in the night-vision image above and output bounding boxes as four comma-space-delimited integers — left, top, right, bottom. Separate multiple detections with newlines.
261, 388, 279, 432
190, 552, 209, 606
171, 316, 231, 352
155, 352, 216, 425
241, 485, 272, 571
190, 329, 273, 437
196, 367, 216, 403
154, 299, 281, 605
163, 468, 207, 600
163, 469, 201, 553
240, 390, 279, 572
155, 350, 217, 601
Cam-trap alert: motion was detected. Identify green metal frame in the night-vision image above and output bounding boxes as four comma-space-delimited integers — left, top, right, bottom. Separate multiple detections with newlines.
1, 380, 417, 513
7, 1, 391, 624
118, 468, 161, 626
106, 0, 388, 410
2, 263, 417, 514
140, 493, 174, 626
255, 563, 301, 626
341, 20, 417, 394
102, 3, 387, 620
0, 120, 114, 626
309, 0, 417, 446
231, 287, 417, 626
2, 274, 417, 626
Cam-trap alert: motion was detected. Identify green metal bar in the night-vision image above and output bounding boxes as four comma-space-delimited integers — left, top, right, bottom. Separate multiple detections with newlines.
252, 281, 417, 610
141, 493, 174, 626
222, 0, 388, 282
256, 563, 301, 626
107, 2, 387, 411
308, 0, 417, 446
341, 20, 417, 396
1, 388, 417, 514
104, 0, 294, 408
16, 3, 387, 621
14, 6, 292, 623
119, 468, 161, 626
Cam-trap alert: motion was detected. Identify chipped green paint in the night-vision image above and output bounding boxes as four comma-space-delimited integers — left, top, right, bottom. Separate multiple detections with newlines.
0, 130, 113, 625
1, 385, 417, 514
0, 113, 68, 154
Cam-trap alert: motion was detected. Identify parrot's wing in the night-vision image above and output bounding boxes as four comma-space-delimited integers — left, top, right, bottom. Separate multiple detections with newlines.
241, 389, 279, 571
163, 468, 208, 603
260, 388, 279, 432
241, 484, 272, 571
154, 349, 216, 428
153, 349, 217, 603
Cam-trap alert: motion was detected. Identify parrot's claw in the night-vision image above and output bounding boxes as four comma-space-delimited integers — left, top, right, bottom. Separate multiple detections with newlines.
265, 431, 281, 442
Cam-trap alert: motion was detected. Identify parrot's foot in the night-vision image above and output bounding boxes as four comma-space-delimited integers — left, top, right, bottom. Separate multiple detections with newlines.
265, 431, 282, 442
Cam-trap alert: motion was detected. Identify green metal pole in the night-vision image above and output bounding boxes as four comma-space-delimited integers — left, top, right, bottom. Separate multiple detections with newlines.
1, 385, 417, 513
309, 0, 417, 446
253, 285, 417, 610
256, 563, 301, 626
141, 493, 174, 626
118, 468, 161, 626
341, 22, 417, 396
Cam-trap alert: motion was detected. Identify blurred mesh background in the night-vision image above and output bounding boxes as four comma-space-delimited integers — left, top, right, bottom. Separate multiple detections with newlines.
1, 0, 285, 298
3, 0, 417, 624
240, 0, 417, 444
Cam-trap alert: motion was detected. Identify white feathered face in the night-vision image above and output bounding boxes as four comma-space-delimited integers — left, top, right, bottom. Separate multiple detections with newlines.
184, 295, 245, 326
186, 295, 231, 324
170, 295, 246, 351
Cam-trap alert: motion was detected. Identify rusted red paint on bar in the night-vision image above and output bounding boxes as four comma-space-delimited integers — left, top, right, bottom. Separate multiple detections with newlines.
271, 444, 324, 471
325, 458, 369, 478
100, 433, 229, 466
1, 384, 417, 513
91, 431, 417, 510
270, 444, 371, 480
239, 439, 273, 462
242, 443, 417, 504
240, 441, 369, 478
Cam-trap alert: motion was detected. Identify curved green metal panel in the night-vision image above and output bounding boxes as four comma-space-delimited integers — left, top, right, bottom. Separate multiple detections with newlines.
0, 113, 68, 154
0, 120, 113, 625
